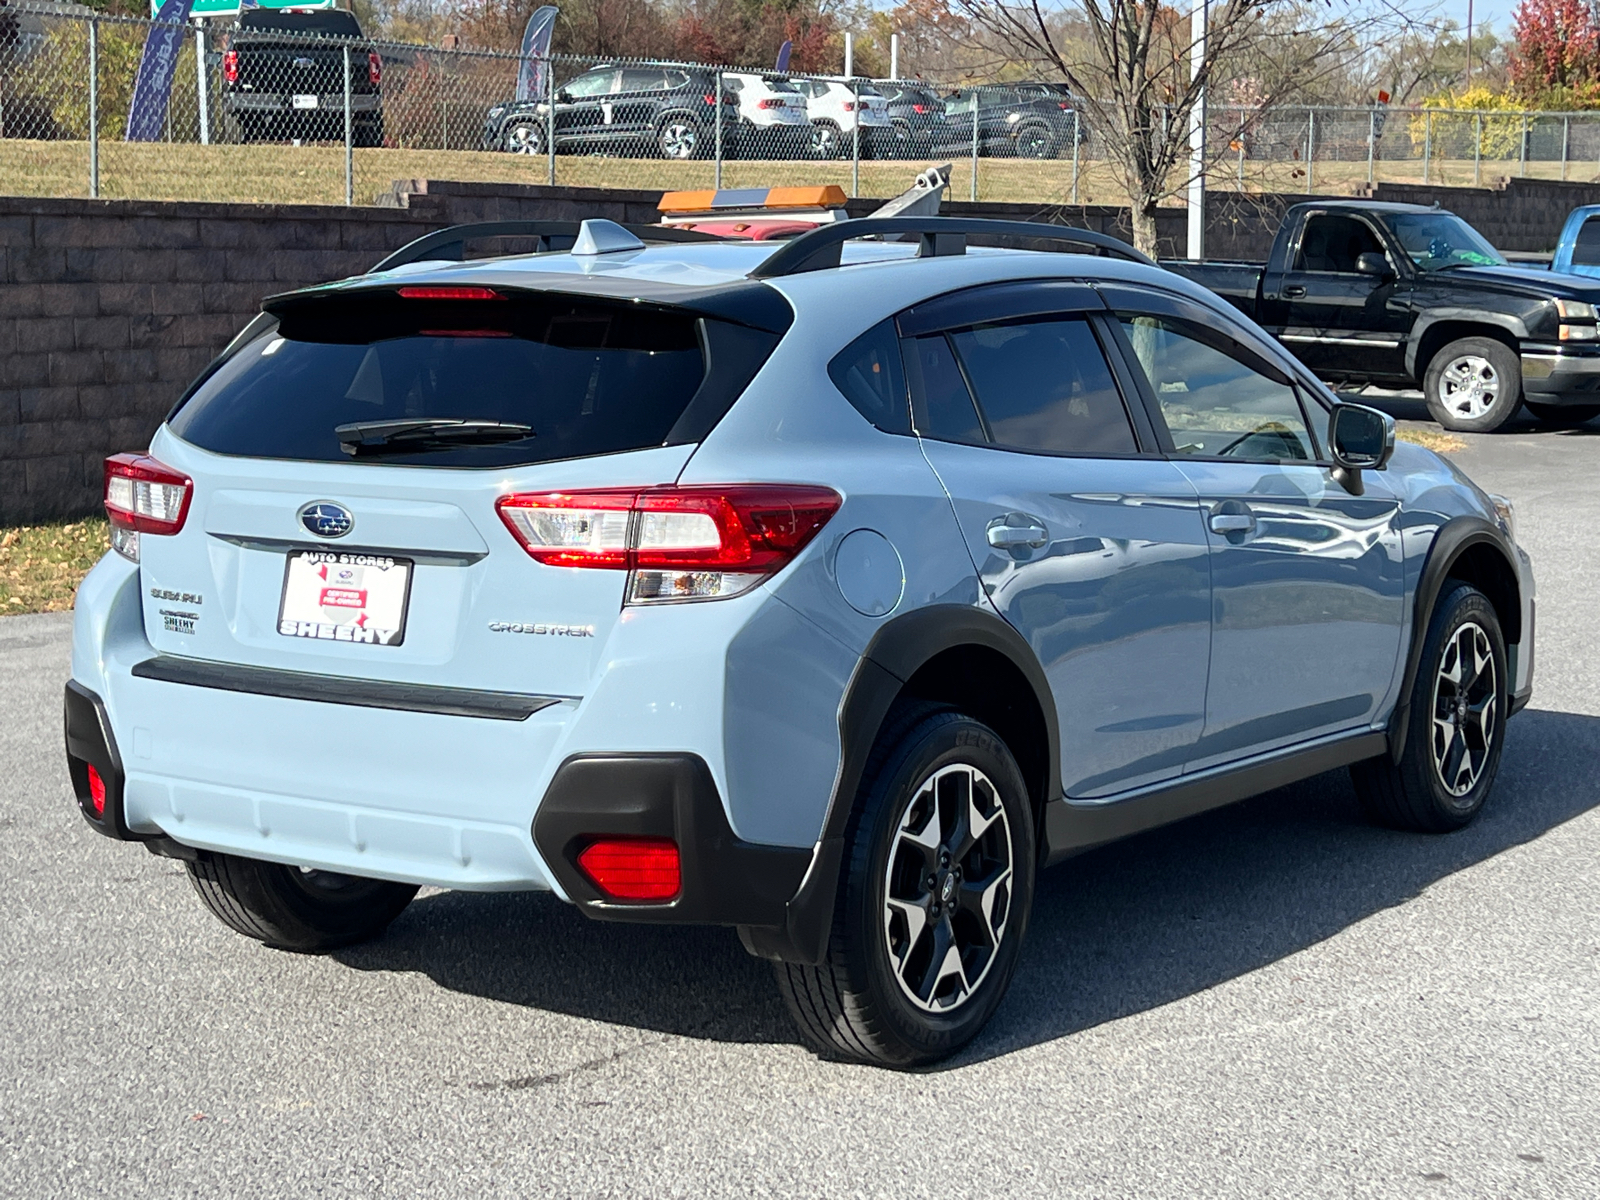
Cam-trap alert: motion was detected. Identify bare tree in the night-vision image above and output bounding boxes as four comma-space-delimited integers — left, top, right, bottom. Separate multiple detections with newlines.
946, 0, 1415, 255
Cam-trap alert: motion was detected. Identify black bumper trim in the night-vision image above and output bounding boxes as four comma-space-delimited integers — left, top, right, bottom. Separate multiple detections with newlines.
64, 681, 137, 840
532, 753, 812, 928
130, 655, 565, 721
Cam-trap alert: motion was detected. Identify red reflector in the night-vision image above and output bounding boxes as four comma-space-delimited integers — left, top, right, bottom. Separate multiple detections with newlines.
395, 286, 502, 300
86, 765, 107, 818
577, 837, 681, 901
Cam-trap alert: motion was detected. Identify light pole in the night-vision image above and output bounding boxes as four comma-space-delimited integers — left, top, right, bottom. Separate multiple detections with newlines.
1187, 0, 1207, 260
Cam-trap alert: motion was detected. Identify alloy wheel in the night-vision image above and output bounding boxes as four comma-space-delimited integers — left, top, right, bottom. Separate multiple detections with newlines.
507, 123, 543, 154
881, 763, 1014, 1014
658, 121, 697, 159
1438, 354, 1500, 421
1430, 620, 1498, 797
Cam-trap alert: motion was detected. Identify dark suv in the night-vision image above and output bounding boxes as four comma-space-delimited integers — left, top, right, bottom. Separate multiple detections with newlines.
881, 84, 947, 158
222, 9, 382, 146
484, 65, 740, 160
934, 83, 1085, 159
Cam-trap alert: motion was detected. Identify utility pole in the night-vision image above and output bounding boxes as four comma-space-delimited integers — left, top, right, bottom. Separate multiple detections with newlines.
1187, 0, 1207, 260
890, 33, 899, 80
844, 32, 853, 79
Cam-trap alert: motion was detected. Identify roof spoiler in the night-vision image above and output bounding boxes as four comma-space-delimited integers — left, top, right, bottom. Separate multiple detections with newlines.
368, 220, 722, 274
748, 216, 1154, 278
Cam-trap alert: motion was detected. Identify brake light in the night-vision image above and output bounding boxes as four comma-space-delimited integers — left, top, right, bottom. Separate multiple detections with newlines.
842, 101, 857, 112
912, 103, 927, 113
496, 484, 841, 603
396, 285, 502, 300
1058, 102, 1071, 110
104, 453, 192, 542
703, 93, 716, 105
757, 97, 783, 109
577, 837, 680, 902
86, 765, 107, 819
223, 49, 238, 83
368, 50, 382, 85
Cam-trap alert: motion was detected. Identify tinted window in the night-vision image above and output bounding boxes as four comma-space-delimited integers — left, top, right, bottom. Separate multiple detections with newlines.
563, 70, 616, 98
240, 10, 361, 34
1384, 212, 1505, 268
1574, 216, 1600, 267
906, 335, 984, 443
828, 320, 910, 434
949, 318, 1136, 455
1118, 316, 1316, 461
619, 68, 668, 92
1295, 215, 1385, 272
170, 296, 712, 468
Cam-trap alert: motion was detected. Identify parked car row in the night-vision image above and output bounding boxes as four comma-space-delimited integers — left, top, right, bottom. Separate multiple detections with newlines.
481, 67, 1089, 161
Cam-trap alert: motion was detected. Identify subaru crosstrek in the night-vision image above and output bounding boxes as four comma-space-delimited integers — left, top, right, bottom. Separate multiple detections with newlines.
67, 216, 1535, 1067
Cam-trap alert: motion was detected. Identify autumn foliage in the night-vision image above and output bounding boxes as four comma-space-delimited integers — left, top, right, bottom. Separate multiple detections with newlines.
1510, 0, 1600, 101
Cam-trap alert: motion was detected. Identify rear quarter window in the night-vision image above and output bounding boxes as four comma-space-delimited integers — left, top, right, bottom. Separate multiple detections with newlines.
168, 294, 737, 469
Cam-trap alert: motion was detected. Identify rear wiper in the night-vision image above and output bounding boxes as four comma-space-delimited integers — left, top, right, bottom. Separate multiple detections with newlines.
335, 418, 534, 456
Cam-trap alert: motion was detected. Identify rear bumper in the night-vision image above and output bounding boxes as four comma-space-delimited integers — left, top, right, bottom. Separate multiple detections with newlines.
226, 93, 381, 114
1520, 348, 1600, 402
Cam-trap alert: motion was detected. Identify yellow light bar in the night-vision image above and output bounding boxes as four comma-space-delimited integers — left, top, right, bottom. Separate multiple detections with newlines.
657, 185, 849, 215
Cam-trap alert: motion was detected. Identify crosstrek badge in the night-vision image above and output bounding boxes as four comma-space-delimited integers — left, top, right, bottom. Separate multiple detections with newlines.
277, 550, 412, 646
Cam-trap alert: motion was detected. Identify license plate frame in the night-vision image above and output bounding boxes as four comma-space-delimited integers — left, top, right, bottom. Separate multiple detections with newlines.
292, 93, 319, 110
277, 549, 413, 648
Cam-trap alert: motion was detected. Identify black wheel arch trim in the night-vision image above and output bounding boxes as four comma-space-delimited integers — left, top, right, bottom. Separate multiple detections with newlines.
1389, 514, 1523, 761
742, 603, 1062, 966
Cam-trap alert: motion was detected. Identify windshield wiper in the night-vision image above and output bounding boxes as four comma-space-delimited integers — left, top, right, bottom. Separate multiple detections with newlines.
335, 418, 535, 456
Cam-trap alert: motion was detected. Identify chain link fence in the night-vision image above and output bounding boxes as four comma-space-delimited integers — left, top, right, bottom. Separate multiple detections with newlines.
8, 3, 1600, 209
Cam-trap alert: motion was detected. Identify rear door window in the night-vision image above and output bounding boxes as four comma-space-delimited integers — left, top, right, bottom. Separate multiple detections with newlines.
949, 317, 1137, 455
1573, 215, 1600, 267
169, 293, 722, 468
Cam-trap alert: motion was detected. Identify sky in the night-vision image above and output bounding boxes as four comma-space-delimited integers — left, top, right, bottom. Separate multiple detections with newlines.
1461, 0, 1518, 35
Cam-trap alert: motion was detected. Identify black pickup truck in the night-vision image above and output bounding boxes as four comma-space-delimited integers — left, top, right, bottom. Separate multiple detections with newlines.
1167, 200, 1600, 430
222, 9, 382, 147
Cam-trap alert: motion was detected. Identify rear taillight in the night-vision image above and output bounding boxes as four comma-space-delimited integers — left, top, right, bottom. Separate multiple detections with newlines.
912, 103, 927, 113
1058, 102, 1071, 110
496, 484, 841, 604
703, 93, 716, 105
368, 50, 382, 85
757, 97, 782, 110
577, 837, 680, 902
223, 49, 238, 84
842, 101, 857, 112
104, 453, 192, 560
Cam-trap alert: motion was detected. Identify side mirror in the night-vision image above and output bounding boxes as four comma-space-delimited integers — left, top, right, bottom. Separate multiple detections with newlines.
1355, 251, 1393, 278
1329, 403, 1395, 495
556, 89, 573, 104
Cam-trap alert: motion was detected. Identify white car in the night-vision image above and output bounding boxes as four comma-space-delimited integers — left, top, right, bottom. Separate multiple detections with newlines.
797, 78, 891, 158
723, 72, 811, 159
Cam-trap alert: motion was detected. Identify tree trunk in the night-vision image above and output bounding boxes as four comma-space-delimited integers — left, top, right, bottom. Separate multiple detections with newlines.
1129, 203, 1160, 259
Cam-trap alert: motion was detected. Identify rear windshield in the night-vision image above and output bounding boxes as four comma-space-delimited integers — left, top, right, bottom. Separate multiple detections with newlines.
169, 293, 711, 468
239, 10, 363, 36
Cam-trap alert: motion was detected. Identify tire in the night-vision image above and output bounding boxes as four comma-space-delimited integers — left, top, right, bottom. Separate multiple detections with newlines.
655, 116, 701, 160
502, 120, 546, 156
354, 117, 384, 149
1014, 122, 1057, 159
810, 120, 842, 159
1423, 336, 1523, 432
1524, 399, 1600, 427
186, 852, 419, 952
889, 118, 913, 159
1350, 583, 1508, 833
776, 705, 1036, 1068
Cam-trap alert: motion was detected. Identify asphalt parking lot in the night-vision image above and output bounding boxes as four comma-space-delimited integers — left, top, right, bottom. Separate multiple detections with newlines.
2, 406, 1597, 1198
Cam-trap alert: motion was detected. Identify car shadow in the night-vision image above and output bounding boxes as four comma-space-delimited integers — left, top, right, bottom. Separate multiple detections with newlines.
1345, 390, 1600, 434
333, 708, 1600, 1067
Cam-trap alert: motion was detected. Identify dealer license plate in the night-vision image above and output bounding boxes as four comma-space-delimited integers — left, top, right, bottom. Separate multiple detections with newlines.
292, 94, 319, 110
278, 550, 412, 647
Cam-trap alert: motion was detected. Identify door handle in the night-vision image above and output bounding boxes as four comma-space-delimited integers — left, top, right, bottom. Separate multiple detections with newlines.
1209, 509, 1257, 535
986, 519, 1049, 549
1283, 285, 1307, 298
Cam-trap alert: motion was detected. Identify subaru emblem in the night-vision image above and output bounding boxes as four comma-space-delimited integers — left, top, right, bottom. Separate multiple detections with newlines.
299, 501, 354, 539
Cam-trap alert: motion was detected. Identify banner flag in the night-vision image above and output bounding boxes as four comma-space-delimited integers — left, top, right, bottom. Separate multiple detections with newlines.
516, 6, 559, 102
126, 0, 195, 142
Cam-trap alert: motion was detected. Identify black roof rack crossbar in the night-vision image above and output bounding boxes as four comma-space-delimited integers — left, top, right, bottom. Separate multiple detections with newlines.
370, 221, 722, 274
747, 217, 1154, 278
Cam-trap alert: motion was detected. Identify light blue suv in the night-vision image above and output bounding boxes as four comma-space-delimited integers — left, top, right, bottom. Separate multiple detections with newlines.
66, 217, 1535, 1067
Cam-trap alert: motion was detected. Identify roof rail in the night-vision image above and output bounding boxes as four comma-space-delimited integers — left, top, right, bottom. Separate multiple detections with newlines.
748, 217, 1154, 279
369, 220, 723, 274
